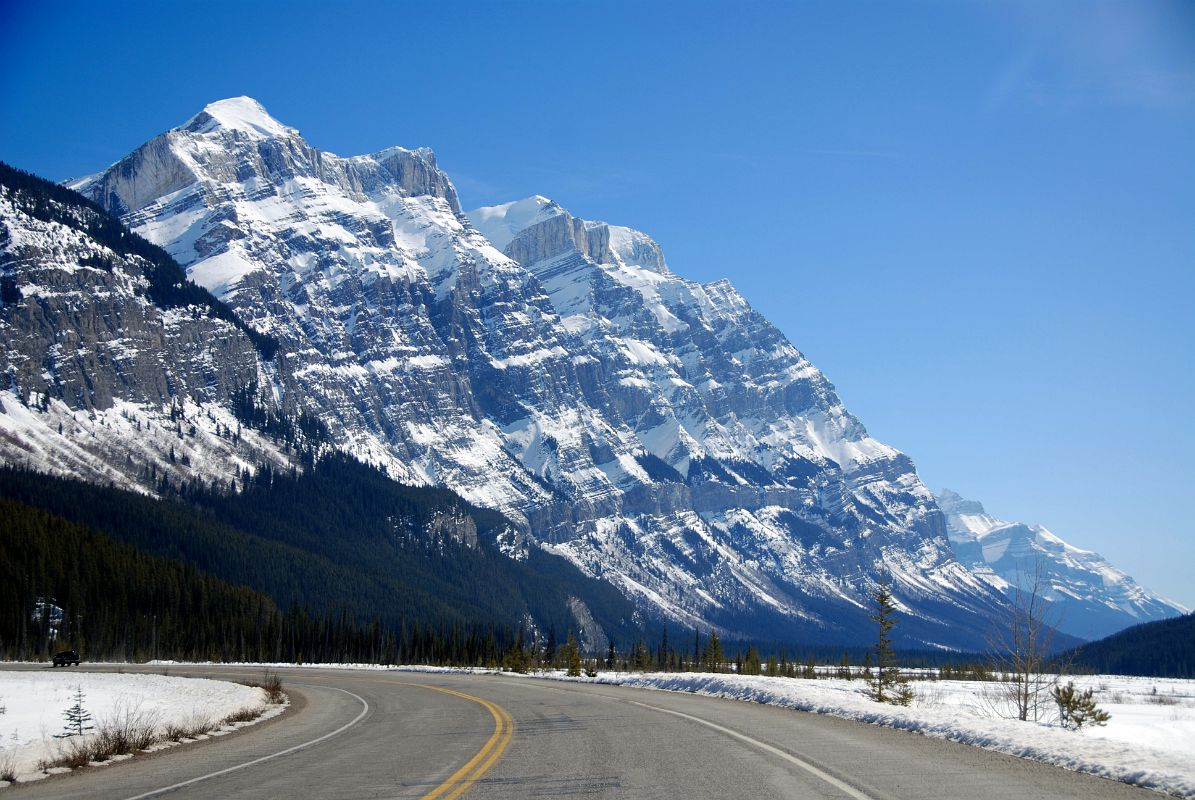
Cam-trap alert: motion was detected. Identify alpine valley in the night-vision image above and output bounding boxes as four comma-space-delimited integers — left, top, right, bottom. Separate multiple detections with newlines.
1, 98, 1185, 652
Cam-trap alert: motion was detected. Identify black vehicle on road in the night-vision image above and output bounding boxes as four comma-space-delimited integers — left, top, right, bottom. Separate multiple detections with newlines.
52, 649, 80, 667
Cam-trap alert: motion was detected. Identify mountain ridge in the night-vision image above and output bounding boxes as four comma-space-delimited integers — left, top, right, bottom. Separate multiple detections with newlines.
1, 96, 1174, 647
937, 488, 1186, 639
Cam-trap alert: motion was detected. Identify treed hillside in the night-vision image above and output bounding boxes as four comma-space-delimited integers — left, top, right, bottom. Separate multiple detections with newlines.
0, 458, 642, 649
1065, 613, 1195, 678
1, 498, 279, 661
0, 497, 537, 665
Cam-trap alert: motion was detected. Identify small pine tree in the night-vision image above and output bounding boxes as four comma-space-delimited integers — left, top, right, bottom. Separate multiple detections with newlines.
705, 630, 724, 673
838, 650, 853, 680
55, 685, 94, 738
867, 581, 912, 705
564, 632, 582, 677
1052, 681, 1110, 730
741, 646, 761, 675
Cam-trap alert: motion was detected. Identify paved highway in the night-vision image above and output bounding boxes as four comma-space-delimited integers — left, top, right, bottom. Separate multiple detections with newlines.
4, 665, 1161, 799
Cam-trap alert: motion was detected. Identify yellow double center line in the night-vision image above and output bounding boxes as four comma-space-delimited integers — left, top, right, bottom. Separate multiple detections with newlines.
214, 672, 514, 799
382, 680, 515, 800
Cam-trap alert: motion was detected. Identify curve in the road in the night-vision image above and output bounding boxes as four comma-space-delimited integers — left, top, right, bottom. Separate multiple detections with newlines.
394, 681, 515, 800
119, 677, 514, 800
119, 683, 371, 800
622, 697, 874, 800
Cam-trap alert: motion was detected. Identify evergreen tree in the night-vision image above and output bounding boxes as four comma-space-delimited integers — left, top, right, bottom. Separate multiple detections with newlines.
505, 628, 529, 674
802, 655, 817, 679
564, 632, 582, 677
1051, 681, 1110, 730
704, 630, 724, 673
838, 650, 853, 680
741, 646, 762, 675
55, 685, 94, 738
867, 581, 912, 705
632, 636, 653, 671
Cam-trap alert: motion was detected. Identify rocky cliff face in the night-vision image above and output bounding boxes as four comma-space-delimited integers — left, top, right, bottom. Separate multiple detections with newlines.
33, 97, 1027, 646
0, 164, 294, 490
937, 489, 1187, 639
471, 196, 1009, 644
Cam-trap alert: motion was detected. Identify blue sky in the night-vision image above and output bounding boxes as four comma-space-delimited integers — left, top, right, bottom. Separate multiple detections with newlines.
2, 1, 1193, 608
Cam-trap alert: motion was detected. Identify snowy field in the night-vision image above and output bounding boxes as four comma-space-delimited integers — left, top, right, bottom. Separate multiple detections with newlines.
0, 669, 271, 785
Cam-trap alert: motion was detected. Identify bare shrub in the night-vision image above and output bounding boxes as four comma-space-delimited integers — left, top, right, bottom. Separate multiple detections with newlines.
0, 747, 16, 783
913, 682, 948, 708
46, 737, 97, 769
243, 671, 285, 704
1146, 694, 1180, 706
220, 706, 264, 726
97, 702, 161, 755
164, 714, 212, 741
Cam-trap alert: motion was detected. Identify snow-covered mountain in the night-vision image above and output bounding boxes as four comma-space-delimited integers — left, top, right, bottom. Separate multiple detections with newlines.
0, 162, 296, 491
466, 194, 1008, 644
937, 489, 1187, 640
7, 95, 1144, 648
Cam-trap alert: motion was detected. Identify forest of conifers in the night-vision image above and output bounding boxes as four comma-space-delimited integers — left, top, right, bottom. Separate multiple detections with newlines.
0, 458, 641, 663
2, 458, 1190, 675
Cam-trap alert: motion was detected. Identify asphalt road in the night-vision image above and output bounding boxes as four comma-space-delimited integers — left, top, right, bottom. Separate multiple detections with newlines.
3, 664, 1163, 799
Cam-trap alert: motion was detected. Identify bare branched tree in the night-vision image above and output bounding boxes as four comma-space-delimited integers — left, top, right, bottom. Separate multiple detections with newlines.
986, 560, 1059, 722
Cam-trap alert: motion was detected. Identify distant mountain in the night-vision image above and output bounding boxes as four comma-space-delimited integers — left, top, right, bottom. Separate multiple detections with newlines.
3, 96, 1166, 649
937, 489, 1187, 639
1064, 613, 1195, 678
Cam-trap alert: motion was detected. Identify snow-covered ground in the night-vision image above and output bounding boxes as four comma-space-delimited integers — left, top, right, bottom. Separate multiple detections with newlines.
0, 670, 271, 785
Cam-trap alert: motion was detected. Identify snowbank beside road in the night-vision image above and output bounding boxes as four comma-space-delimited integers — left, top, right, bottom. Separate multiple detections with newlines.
0, 670, 270, 785
539, 671, 1195, 799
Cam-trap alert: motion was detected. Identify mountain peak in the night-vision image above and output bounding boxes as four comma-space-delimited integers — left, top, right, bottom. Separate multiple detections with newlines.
468, 196, 564, 250
185, 96, 294, 140
936, 488, 986, 516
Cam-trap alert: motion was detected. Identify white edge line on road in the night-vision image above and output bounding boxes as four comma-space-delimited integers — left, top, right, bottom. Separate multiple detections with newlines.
121, 683, 370, 800
624, 698, 877, 800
